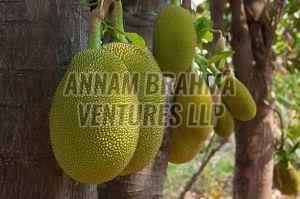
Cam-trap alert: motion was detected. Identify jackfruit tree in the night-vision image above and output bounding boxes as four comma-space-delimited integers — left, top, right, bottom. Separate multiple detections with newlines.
0, 0, 99, 198
1, 0, 298, 198
211, 0, 300, 198
228, 1, 288, 198
0, 0, 170, 198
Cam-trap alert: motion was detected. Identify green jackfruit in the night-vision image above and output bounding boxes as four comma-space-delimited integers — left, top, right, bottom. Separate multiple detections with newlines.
273, 161, 300, 196
153, 5, 197, 76
49, 49, 139, 184
215, 35, 226, 54
214, 103, 234, 138
169, 73, 214, 164
103, 43, 165, 175
221, 75, 256, 121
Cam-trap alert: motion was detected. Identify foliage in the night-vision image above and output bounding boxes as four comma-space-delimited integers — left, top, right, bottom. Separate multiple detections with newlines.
272, 0, 300, 168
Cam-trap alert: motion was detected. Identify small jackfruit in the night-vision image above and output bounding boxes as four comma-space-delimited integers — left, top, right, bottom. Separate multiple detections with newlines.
221, 75, 256, 121
49, 49, 139, 184
273, 161, 300, 196
153, 5, 197, 76
214, 103, 234, 138
215, 35, 226, 54
103, 43, 165, 175
169, 73, 214, 163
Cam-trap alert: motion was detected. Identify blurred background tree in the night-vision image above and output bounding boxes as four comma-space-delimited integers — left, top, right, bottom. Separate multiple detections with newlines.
166, 0, 300, 198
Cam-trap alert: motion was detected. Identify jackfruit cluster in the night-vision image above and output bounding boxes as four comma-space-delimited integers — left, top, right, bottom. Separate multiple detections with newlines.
273, 161, 300, 196
153, 5, 197, 76
50, 43, 165, 184
103, 43, 165, 175
168, 73, 214, 163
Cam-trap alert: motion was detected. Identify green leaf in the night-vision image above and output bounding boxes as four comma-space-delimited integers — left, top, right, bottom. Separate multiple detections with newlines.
194, 17, 213, 45
218, 59, 226, 69
195, 54, 208, 64
206, 50, 234, 66
123, 32, 147, 48
289, 141, 300, 155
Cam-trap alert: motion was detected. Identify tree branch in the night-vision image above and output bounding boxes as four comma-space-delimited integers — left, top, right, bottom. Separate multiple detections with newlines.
273, 0, 286, 30
229, 0, 254, 89
263, 99, 285, 151
179, 138, 228, 199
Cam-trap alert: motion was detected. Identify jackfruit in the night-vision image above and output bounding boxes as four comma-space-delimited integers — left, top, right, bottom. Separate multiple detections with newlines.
153, 5, 197, 76
221, 75, 256, 121
214, 103, 234, 138
49, 49, 140, 184
169, 73, 214, 163
215, 35, 226, 54
273, 161, 300, 196
103, 43, 165, 175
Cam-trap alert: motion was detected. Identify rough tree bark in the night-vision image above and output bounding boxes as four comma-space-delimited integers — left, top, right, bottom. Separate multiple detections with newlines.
229, 0, 278, 198
0, 1, 97, 198
98, 0, 172, 198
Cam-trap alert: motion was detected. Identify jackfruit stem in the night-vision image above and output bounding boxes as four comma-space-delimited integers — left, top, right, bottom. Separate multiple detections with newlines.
211, 29, 223, 37
273, 108, 285, 151
170, 0, 180, 6
98, 0, 104, 14
207, 64, 219, 74
88, 9, 103, 49
180, 137, 228, 198
109, 0, 127, 43
88, 0, 113, 49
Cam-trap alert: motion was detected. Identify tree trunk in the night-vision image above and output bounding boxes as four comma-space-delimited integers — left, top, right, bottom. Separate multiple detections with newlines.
229, 0, 276, 198
98, 0, 171, 198
209, 0, 226, 55
0, 1, 97, 198
209, 0, 226, 32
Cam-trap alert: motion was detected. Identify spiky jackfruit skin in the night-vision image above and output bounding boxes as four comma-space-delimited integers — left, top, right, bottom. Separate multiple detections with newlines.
49, 49, 139, 184
153, 5, 197, 76
169, 133, 204, 164
273, 162, 300, 196
214, 103, 234, 138
169, 73, 214, 164
103, 43, 165, 175
221, 75, 256, 121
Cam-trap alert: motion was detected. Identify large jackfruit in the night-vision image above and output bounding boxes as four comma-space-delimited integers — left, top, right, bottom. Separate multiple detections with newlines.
153, 5, 197, 76
221, 75, 256, 121
103, 43, 165, 175
49, 49, 139, 184
169, 73, 214, 163
273, 161, 300, 196
214, 103, 234, 138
